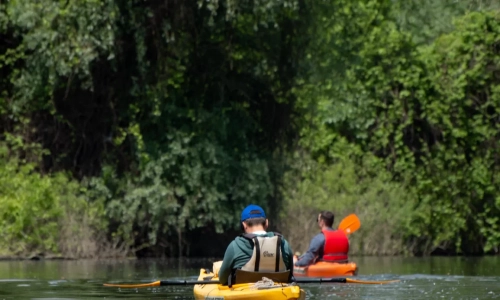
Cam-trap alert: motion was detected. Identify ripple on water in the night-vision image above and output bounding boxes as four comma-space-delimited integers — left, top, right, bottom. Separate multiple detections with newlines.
1, 258, 500, 299
0, 276, 500, 299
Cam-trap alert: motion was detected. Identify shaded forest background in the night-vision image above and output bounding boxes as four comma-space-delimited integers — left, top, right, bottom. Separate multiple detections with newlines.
1, 0, 500, 259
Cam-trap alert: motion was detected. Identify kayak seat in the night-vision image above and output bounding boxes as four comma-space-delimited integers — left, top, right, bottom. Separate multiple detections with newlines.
317, 259, 349, 264
233, 269, 290, 285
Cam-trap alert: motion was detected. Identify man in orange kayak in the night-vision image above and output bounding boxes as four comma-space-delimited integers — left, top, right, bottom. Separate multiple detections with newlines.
294, 211, 349, 267
217, 204, 294, 286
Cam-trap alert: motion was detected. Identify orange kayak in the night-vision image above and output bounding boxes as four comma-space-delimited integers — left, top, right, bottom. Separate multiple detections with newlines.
293, 260, 358, 277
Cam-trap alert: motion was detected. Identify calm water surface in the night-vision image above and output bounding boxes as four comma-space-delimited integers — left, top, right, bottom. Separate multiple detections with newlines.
0, 256, 499, 299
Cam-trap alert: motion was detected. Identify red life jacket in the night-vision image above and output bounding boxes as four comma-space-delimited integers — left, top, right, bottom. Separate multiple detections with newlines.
322, 229, 349, 262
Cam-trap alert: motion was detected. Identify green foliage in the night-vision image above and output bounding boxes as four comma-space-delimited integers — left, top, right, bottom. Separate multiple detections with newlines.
297, 4, 500, 254
394, 0, 500, 44
1, 0, 499, 258
280, 141, 413, 255
97, 132, 272, 252
0, 154, 61, 255
198, 0, 299, 24
5, 0, 116, 110
0, 142, 107, 257
1, 0, 306, 257
413, 11, 500, 253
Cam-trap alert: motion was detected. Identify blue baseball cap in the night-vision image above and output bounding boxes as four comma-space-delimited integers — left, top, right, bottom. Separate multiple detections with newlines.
241, 204, 266, 222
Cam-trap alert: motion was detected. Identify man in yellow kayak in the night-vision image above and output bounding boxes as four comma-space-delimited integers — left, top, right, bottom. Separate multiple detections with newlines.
217, 204, 295, 286
294, 211, 349, 267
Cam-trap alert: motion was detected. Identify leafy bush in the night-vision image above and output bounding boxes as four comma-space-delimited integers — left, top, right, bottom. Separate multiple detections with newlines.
0, 153, 62, 256
295, 8, 500, 255
92, 130, 272, 256
280, 142, 413, 256
0, 143, 113, 258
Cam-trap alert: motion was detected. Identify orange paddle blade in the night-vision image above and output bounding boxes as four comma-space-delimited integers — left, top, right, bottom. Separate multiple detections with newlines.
338, 214, 361, 235
103, 280, 161, 288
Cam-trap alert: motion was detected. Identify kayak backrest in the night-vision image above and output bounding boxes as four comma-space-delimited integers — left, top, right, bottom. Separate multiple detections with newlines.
233, 269, 290, 285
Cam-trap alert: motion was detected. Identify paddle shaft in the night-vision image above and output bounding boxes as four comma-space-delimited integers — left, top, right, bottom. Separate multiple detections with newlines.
155, 278, 354, 285
103, 277, 398, 288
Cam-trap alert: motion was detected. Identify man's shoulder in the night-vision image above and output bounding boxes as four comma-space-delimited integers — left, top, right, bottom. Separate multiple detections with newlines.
233, 236, 253, 247
312, 232, 326, 241
232, 236, 246, 243
224, 240, 236, 251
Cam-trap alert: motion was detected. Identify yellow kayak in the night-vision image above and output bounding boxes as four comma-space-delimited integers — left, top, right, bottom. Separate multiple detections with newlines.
193, 268, 306, 300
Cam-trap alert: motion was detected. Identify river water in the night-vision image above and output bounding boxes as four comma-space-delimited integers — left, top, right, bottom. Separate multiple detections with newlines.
1, 256, 499, 299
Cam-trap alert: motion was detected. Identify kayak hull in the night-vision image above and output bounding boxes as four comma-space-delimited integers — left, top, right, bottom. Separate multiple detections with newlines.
193, 269, 305, 300
294, 261, 358, 277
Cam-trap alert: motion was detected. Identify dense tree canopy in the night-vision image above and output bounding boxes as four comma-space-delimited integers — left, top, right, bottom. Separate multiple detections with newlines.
1, 0, 499, 258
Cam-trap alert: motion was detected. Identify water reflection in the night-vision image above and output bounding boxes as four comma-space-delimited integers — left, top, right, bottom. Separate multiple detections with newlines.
354, 256, 500, 277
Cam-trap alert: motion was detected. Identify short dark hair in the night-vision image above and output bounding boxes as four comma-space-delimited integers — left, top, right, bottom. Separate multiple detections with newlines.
319, 211, 334, 227
244, 217, 266, 227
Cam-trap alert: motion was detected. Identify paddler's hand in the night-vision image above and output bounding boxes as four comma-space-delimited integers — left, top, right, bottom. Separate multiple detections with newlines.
212, 261, 223, 278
